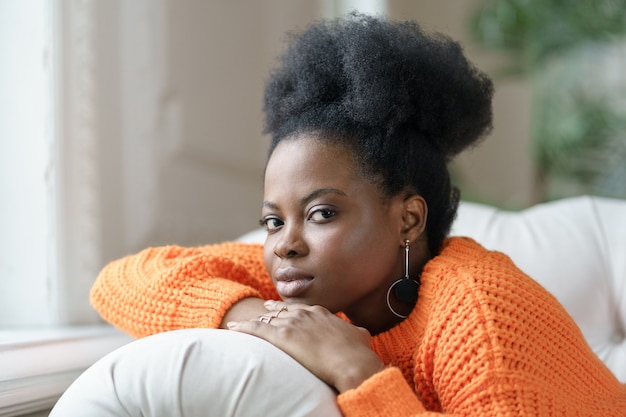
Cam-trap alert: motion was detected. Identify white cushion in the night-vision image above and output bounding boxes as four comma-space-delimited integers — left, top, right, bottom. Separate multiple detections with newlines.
50, 329, 341, 417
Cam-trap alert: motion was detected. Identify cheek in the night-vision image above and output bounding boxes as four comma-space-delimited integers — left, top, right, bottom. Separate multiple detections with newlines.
316, 228, 398, 281
263, 244, 276, 281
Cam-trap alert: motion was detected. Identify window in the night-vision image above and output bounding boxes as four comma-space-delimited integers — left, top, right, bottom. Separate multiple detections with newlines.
1, 0, 108, 328
0, 1, 130, 414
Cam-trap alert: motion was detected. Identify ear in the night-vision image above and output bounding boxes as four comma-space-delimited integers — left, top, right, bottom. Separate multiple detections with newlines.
400, 194, 428, 244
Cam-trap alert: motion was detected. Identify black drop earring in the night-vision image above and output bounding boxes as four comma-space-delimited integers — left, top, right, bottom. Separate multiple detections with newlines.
386, 239, 420, 318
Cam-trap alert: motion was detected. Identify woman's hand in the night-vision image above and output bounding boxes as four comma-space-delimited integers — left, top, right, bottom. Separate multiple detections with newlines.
227, 300, 385, 393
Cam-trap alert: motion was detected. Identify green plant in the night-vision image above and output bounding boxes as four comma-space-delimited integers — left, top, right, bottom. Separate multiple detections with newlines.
470, 0, 626, 73
469, 0, 626, 200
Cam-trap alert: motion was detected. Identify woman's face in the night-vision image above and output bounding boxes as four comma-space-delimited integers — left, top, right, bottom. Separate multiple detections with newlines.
262, 134, 407, 328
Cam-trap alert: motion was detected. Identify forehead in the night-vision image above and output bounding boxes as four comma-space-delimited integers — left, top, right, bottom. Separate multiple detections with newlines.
264, 135, 369, 200
264, 135, 359, 187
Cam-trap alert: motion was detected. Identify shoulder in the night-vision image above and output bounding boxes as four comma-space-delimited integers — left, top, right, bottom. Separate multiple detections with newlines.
426, 236, 534, 287
422, 236, 564, 329
422, 237, 577, 348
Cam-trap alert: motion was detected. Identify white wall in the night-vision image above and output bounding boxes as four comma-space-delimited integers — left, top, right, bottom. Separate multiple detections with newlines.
98, 1, 333, 263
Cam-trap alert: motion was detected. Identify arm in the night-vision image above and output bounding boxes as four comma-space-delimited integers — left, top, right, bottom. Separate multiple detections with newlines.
90, 242, 278, 338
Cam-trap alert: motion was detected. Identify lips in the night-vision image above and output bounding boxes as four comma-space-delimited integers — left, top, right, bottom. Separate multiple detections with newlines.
274, 267, 314, 298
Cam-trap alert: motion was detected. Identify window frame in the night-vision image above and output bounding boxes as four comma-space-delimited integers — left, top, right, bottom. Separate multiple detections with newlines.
0, 326, 131, 415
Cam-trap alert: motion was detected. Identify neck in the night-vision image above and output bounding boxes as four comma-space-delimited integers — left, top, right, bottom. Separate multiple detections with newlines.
355, 241, 430, 335
344, 282, 416, 335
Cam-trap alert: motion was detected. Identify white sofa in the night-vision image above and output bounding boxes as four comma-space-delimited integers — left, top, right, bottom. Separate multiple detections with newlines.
50, 195, 626, 416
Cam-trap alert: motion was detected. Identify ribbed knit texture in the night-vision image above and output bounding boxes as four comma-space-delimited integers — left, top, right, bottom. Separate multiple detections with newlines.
91, 242, 277, 336
91, 237, 626, 416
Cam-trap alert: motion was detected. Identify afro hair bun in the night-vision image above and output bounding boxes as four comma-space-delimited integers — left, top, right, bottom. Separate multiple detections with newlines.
263, 12, 494, 161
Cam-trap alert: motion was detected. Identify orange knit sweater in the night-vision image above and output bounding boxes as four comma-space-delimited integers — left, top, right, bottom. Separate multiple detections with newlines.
91, 237, 626, 416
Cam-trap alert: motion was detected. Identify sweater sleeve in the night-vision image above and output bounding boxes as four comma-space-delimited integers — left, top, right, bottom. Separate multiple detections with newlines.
338, 367, 427, 416
90, 242, 277, 338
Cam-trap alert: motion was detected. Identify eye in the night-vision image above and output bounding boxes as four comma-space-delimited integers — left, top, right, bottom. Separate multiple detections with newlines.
308, 207, 336, 222
260, 217, 284, 232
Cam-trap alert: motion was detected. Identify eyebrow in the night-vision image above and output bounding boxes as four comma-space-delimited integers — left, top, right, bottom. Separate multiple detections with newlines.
262, 187, 347, 210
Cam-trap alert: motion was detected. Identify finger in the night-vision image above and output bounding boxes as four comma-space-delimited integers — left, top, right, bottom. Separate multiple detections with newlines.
264, 300, 314, 313
257, 314, 274, 324
268, 308, 288, 319
263, 299, 288, 311
227, 319, 280, 341
255, 308, 291, 324
258, 309, 291, 323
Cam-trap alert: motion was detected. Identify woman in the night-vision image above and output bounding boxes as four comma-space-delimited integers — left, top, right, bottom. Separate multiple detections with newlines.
90, 13, 626, 416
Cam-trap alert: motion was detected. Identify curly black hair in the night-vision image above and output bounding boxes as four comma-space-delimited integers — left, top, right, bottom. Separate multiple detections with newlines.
263, 13, 494, 255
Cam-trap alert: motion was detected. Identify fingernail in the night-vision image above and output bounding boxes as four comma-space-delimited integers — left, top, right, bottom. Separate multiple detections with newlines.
226, 322, 238, 329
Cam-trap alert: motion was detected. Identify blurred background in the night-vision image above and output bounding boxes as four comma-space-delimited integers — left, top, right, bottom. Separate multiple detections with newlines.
2, 0, 625, 327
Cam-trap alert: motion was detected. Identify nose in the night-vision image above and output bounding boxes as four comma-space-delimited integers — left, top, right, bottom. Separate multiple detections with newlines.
272, 225, 308, 259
